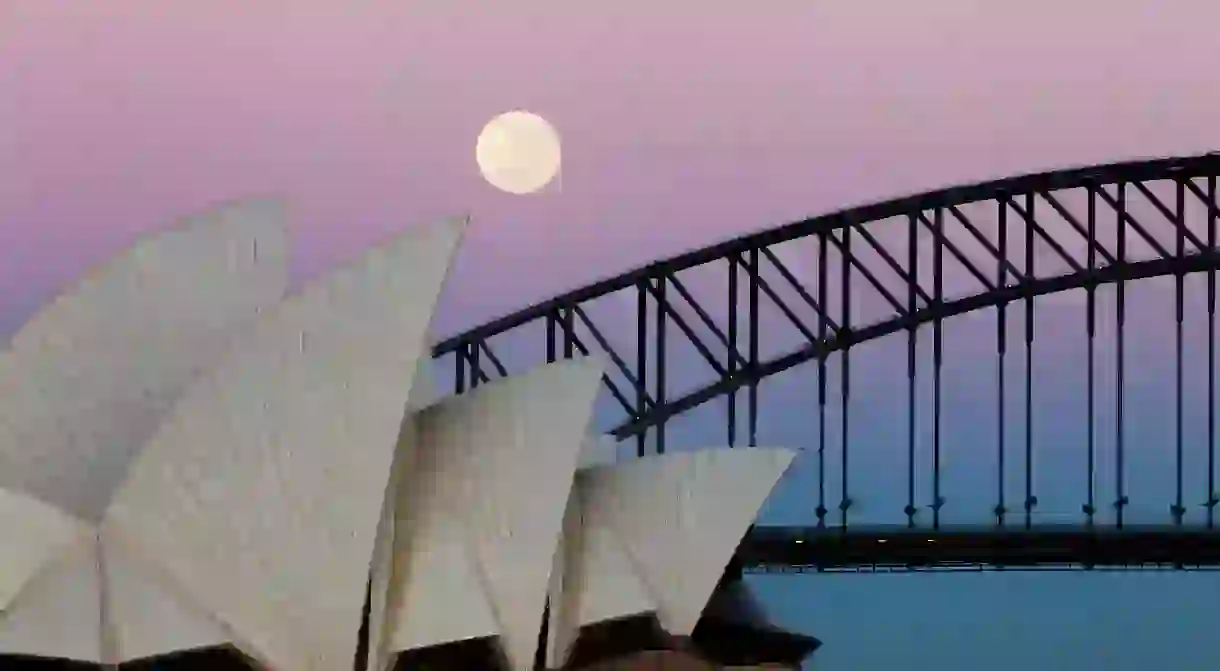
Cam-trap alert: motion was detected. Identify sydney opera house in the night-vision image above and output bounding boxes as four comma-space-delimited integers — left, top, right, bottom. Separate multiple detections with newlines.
0, 201, 818, 670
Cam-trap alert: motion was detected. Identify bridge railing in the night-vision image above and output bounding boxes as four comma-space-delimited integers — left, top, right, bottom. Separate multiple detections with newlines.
738, 524, 1220, 570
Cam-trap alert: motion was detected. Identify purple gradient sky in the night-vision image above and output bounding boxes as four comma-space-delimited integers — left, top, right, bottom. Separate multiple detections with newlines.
2, 1, 1217, 338
4, 4, 1220, 669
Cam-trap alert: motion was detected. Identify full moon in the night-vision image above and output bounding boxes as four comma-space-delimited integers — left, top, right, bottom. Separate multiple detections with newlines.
476, 111, 562, 195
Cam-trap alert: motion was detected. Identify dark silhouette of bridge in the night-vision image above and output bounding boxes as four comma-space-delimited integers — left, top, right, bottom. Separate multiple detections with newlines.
433, 152, 1220, 572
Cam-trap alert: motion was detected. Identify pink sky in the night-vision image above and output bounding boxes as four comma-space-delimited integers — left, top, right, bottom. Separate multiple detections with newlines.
1, 0, 1217, 337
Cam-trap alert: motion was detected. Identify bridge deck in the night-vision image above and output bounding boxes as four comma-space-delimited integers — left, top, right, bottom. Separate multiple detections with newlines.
740, 525, 1220, 569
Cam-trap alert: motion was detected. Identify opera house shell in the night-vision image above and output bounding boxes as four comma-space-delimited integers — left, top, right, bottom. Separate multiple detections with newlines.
0, 200, 813, 670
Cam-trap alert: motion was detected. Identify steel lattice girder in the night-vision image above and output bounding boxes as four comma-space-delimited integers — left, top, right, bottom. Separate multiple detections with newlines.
433, 152, 1220, 560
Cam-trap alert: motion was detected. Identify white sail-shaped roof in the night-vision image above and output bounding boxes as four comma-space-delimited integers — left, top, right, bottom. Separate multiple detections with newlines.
0, 488, 87, 614
381, 415, 499, 657
99, 531, 231, 663
383, 357, 603, 671
570, 447, 795, 637
544, 447, 794, 667
0, 199, 288, 664
547, 430, 651, 667
0, 198, 289, 522
0, 198, 798, 669
406, 355, 441, 412
0, 530, 104, 662
578, 432, 627, 468
102, 216, 467, 671
363, 355, 444, 671
543, 466, 658, 668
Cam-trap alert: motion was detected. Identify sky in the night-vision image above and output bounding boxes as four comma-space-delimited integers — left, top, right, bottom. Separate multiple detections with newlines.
2, 1, 1220, 669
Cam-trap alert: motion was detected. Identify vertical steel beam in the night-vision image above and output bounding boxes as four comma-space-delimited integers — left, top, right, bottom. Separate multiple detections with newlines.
840, 224, 853, 529
562, 306, 575, 359
1115, 183, 1129, 527
1173, 179, 1186, 526
546, 313, 558, 364
907, 213, 919, 529
749, 249, 760, 447
469, 341, 482, 389
655, 278, 668, 455
636, 282, 648, 457
728, 256, 739, 448
1024, 193, 1036, 529
1084, 183, 1097, 525
1210, 173, 1219, 528
818, 233, 830, 528
455, 343, 468, 395
996, 197, 1008, 526
932, 207, 944, 529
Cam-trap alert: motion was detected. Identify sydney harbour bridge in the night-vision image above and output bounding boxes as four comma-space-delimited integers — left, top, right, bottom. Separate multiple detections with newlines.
433, 151, 1220, 573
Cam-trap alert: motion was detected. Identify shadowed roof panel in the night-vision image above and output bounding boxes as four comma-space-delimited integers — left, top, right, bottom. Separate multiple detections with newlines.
386, 358, 603, 671
579, 448, 795, 636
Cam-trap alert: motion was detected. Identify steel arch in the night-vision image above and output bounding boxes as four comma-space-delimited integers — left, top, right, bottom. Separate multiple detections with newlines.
435, 152, 1220, 433
433, 151, 1220, 566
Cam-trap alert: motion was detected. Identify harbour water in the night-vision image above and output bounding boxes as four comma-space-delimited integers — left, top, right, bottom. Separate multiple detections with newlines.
749, 569, 1220, 670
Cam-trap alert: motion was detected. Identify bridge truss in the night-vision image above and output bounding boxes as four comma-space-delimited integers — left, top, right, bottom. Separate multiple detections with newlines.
433, 152, 1220, 570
